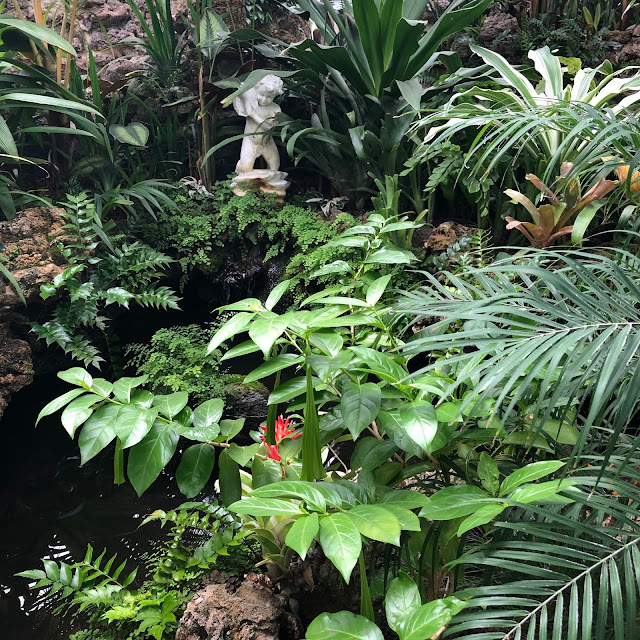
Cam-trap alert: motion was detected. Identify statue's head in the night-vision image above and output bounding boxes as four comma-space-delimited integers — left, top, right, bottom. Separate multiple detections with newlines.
255, 75, 284, 106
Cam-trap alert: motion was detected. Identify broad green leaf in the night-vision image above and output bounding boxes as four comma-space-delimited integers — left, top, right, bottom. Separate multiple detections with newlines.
226, 442, 262, 466
477, 452, 500, 495
152, 392, 189, 420
58, 367, 93, 389
220, 339, 261, 361
228, 497, 304, 516
249, 312, 291, 356
251, 457, 283, 488
127, 422, 179, 496
309, 329, 344, 357
340, 381, 381, 439
346, 505, 401, 545
109, 122, 149, 147
365, 247, 416, 264
219, 448, 241, 506
0, 17, 77, 55
350, 346, 407, 383
112, 376, 148, 403
307, 351, 353, 383
61, 394, 103, 437
193, 398, 224, 429
114, 404, 158, 449
305, 611, 383, 640
91, 379, 113, 398
176, 444, 216, 498
244, 354, 302, 383
418, 485, 491, 520
500, 460, 566, 496
207, 312, 253, 354
285, 512, 319, 560
170, 422, 220, 442
457, 503, 505, 537
252, 480, 327, 511
78, 404, 119, 464
129, 390, 155, 409
36, 388, 85, 425
319, 513, 362, 583
265, 279, 291, 310
219, 418, 245, 440
401, 597, 467, 640
268, 376, 309, 405
381, 504, 421, 531
507, 479, 577, 504
366, 274, 392, 306
398, 401, 438, 453
385, 572, 421, 635
379, 489, 431, 509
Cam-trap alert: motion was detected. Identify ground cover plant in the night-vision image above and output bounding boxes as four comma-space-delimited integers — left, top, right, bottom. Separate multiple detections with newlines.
5, 1, 640, 639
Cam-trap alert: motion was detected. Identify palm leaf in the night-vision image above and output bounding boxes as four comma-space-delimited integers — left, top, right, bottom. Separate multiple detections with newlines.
398, 249, 640, 468
445, 454, 640, 640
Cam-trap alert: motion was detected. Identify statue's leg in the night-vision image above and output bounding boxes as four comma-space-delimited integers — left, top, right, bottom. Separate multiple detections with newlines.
236, 138, 258, 173
263, 139, 281, 171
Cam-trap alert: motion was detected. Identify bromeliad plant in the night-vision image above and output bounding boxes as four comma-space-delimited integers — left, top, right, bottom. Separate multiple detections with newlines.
504, 163, 618, 247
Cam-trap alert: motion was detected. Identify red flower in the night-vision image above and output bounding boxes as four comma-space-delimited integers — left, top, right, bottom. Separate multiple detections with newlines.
259, 415, 301, 467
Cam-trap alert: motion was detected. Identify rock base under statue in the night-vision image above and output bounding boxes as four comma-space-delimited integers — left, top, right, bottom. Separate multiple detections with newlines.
231, 170, 290, 201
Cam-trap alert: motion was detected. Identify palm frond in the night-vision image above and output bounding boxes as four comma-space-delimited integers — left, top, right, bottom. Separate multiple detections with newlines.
445, 453, 640, 640
398, 249, 640, 466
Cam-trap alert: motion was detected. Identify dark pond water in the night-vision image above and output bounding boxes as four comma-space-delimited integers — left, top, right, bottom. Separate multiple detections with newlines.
0, 374, 185, 640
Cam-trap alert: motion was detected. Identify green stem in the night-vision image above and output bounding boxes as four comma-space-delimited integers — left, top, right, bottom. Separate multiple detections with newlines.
359, 550, 375, 622
114, 437, 125, 485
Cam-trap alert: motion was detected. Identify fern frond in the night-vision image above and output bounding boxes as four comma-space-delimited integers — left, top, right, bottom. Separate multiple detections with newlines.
132, 286, 181, 310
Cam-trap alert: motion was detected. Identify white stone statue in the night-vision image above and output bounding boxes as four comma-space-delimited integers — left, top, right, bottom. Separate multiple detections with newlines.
231, 74, 290, 200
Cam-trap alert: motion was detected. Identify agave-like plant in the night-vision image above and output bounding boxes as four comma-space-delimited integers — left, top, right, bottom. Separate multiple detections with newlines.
505, 164, 618, 247
414, 45, 640, 185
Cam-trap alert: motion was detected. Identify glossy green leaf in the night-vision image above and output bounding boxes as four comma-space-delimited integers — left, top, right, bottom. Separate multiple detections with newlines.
346, 505, 401, 545
226, 442, 262, 466
309, 329, 344, 357
207, 312, 253, 354
244, 354, 302, 383
193, 398, 224, 429
252, 480, 327, 511
341, 381, 381, 439
319, 513, 362, 583
36, 388, 86, 426
176, 444, 216, 498
507, 479, 577, 504
400, 597, 467, 640
418, 485, 491, 520
152, 392, 189, 420
477, 452, 500, 495
228, 497, 304, 516
112, 376, 148, 403
127, 422, 179, 496
170, 422, 220, 442
500, 460, 566, 496
366, 274, 392, 306
113, 404, 158, 449
78, 404, 120, 464
379, 489, 431, 509
249, 312, 290, 356
457, 503, 506, 537
285, 512, 319, 560
385, 572, 421, 635
219, 418, 245, 440
305, 611, 383, 640
219, 448, 241, 506
58, 367, 93, 389
381, 504, 421, 531
265, 279, 291, 310
398, 401, 438, 453
251, 457, 283, 488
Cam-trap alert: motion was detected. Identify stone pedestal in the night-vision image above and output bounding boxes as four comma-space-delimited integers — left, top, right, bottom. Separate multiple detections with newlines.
231, 169, 290, 201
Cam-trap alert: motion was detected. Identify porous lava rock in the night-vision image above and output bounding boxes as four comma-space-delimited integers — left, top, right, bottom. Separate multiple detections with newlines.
176, 573, 302, 640
0, 206, 69, 419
